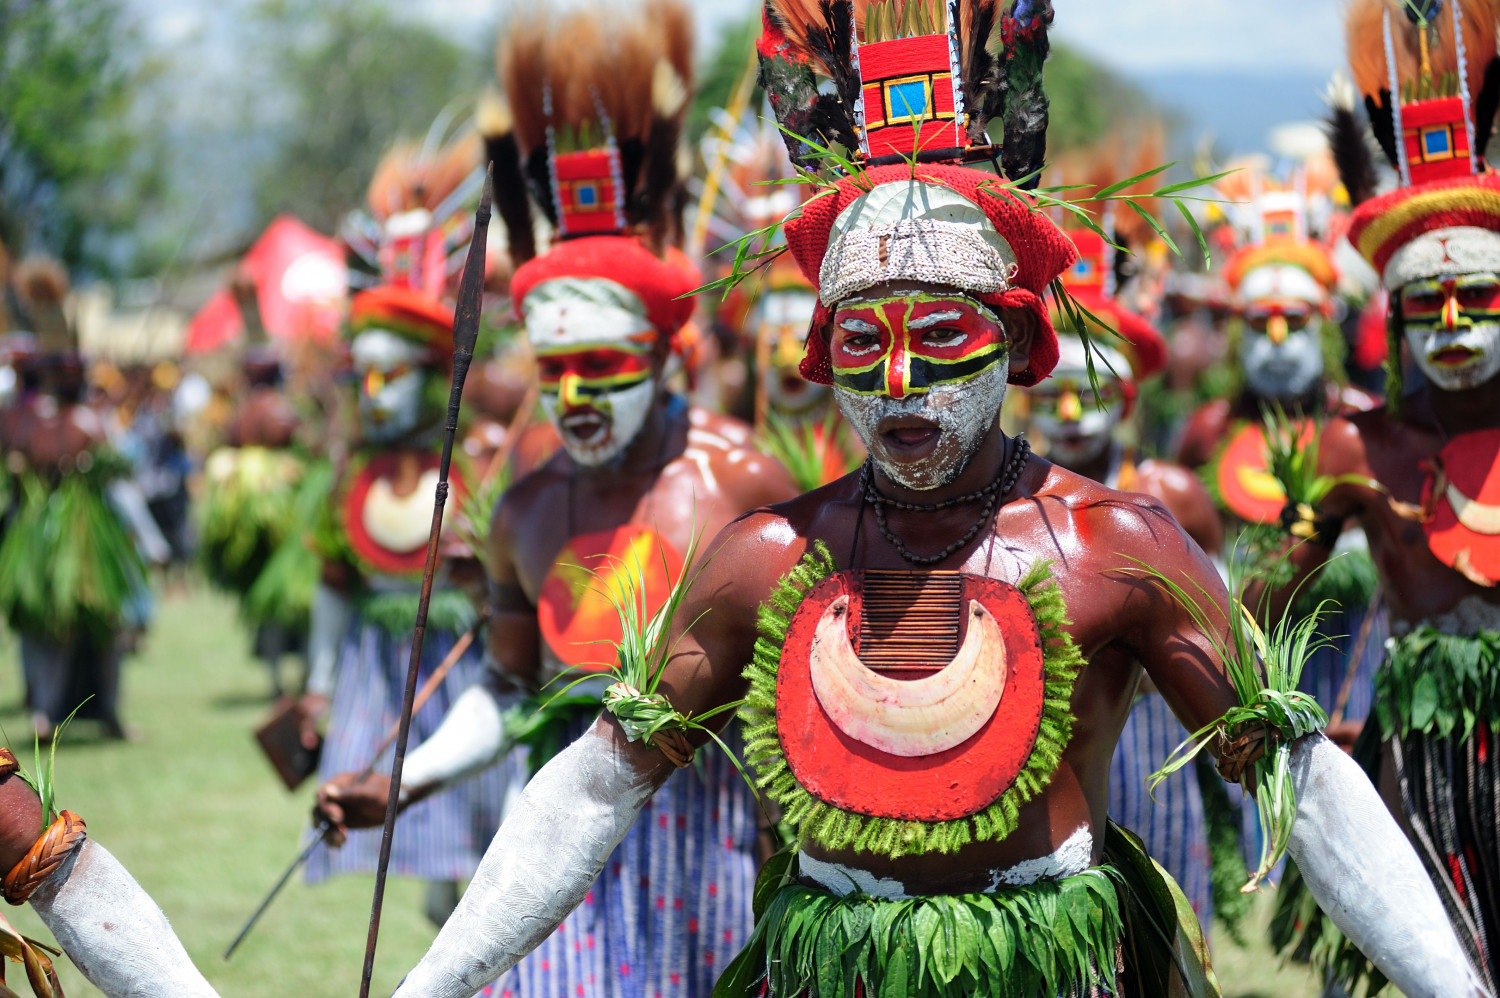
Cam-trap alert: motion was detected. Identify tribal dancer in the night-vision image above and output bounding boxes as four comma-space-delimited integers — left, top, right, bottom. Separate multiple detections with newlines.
317, 6, 796, 995
0, 257, 166, 741
1027, 228, 1221, 927
1177, 181, 1385, 750
385, 2, 1482, 996
299, 132, 513, 924
1264, 0, 1500, 989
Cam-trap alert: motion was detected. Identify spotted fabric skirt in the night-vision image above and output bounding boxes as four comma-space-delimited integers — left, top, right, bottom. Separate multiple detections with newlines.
477, 719, 760, 998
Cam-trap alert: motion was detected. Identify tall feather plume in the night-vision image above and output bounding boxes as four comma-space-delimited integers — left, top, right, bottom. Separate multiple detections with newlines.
1323, 72, 1379, 206
499, 8, 565, 223
364, 132, 481, 222
959, 0, 1004, 144
14, 256, 72, 351
999, 0, 1055, 186
1460, 0, 1500, 158
759, 0, 862, 163
477, 87, 536, 265
1346, 0, 1402, 168
645, 59, 690, 250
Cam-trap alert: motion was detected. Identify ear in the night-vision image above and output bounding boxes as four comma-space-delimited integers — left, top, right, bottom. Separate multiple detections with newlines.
1002, 306, 1035, 380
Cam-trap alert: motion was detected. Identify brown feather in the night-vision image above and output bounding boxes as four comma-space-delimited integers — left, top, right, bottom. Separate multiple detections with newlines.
13, 257, 67, 308
1346, 0, 1398, 101
364, 133, 480, 220
498, 10, 553, 157
646, 0, 695, 89
1454, 0, 1500, 103
767, 0, 830, 56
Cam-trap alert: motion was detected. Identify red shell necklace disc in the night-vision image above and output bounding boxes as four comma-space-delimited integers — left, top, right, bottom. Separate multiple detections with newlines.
538, 526, 686, 671
1421, 428, 1500, 586
775, 569, 1046, 822
343, 452, 467, 576
1216, 421, 1306, 525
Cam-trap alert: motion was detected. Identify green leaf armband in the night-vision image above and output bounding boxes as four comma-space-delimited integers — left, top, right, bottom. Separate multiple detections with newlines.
602, 681, 691, 747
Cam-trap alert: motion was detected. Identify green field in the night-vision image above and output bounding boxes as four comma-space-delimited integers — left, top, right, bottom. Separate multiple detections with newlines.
0, 586, 1332, 997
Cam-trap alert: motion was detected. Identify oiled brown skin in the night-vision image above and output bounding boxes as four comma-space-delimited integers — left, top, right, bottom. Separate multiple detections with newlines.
318, 385, 798, 825
1056, 445, 1222, 558
3, 396, 107, 471
0, 775, 46, 879
326, 313, 1242, 888
1175, 382, 1379, 472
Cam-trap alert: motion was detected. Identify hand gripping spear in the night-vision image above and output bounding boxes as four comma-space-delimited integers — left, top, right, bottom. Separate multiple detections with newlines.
357, 164, 492, 998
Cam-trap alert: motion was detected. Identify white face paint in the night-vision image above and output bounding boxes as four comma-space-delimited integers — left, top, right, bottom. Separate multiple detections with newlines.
539, 375, 656, 467
1399, 272, 1500, 392
525, 276, 663, 468
351, 328, 431, 443
1240, 326, 1324, 400
1027, 338, 1127, 469
761, 289, 828, 416
836, 357, 1008, 491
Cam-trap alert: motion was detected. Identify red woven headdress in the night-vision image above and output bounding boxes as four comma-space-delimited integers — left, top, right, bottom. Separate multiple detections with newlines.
786, 164, 1077, 388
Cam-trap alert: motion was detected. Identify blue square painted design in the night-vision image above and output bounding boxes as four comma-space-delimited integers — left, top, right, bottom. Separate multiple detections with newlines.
577, 183, 599, 207
887, 80, 929, 120
1422, 127, 1452, 158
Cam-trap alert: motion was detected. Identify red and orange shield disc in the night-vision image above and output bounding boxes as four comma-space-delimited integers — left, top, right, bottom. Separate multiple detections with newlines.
1216, 421, 1306, 525
775, 571, 1046, 822
1422, 429, 1500, 586
343, 453, 467, 576
538, 526, 686, 671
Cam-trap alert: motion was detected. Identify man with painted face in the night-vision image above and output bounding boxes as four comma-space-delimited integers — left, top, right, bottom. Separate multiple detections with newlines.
317, 6, 797, 996
1028, 229, 1223, 928
1259, 1, 1500, 988
378, 3, 1482, 996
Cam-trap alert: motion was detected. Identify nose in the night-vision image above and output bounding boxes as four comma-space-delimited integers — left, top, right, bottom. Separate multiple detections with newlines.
1442, 289, 1462, 332
363, 369, 385, 397
1058, 390, 1082, 422
884, 337, 909, 400
559, 371, 585, 409
1266, 314, 1289, 345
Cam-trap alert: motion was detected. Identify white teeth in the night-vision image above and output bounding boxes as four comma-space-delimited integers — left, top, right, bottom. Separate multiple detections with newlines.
1447, 482, 1500, 536
807, 595, 1006, 757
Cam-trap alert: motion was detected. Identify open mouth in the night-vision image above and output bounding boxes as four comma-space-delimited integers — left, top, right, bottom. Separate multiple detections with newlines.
1430, 345, 1481, 368
876, 414, 942, 460
560, 410, 610, 444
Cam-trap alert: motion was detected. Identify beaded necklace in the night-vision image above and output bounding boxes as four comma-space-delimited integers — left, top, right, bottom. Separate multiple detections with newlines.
861, 436, 1031, 566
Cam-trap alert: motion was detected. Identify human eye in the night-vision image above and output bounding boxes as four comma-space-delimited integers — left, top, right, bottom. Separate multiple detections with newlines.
921, 327, 968, 347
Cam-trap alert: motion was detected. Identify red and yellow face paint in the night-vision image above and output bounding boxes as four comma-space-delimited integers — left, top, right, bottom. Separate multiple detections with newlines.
534, 344, 654, 411
829, 294, 1007, 398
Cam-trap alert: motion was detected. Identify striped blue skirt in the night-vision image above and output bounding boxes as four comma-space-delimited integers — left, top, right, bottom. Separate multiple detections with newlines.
304, 621, 521, 883
479, 720, 759, 998
1108, 691, 1213, 926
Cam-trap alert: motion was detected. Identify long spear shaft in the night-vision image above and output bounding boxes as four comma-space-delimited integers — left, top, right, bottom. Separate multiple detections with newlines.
223, 609, 489, 961
358, 165, 493, 998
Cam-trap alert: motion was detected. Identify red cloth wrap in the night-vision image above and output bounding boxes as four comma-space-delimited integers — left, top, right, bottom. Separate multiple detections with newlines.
786, 165, 1077, 387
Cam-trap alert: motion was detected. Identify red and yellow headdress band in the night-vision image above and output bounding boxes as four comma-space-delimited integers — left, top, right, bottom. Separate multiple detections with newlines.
1347, 173, 1500, 287
348, 285, 454, 356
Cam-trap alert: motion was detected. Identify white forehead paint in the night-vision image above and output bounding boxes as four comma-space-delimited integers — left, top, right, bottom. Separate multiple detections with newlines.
1383, 225, 1500, 289
1236, 263, 1328, 307
524, 276, 655, 349
836, 350, 1009, 491
352, 328, 428, 370
1240, 326, 1324, 400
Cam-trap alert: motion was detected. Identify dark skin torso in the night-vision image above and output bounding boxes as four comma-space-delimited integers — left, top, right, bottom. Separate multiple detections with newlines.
1063, 446, 1222, 557
7, 396, 107, 471
1174, 381, 1375, 471
225, 386, 299, 449
632, 427, 1242, 893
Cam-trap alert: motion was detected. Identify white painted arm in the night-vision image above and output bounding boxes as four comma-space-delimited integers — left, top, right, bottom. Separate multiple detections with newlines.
399, 683, 521, 799
30, 840, 219, 998
392, 723, 662, 998
105, 480, 172, 566
1287, 733, 1492, 998
306, 582, 353, 698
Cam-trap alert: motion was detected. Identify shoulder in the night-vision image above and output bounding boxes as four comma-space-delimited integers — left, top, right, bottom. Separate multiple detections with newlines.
1029, 460, 1195, 559
682, 406, 800, 506
688, 407, 755, 448
492, 460, 568, 531
1175, 399, 1232, 468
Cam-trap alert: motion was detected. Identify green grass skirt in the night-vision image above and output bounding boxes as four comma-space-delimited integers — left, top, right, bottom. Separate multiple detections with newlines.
713, 823, 1220, 998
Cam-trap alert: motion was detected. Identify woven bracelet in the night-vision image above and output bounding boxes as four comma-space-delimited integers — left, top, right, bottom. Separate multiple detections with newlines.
3, 811, 88, 905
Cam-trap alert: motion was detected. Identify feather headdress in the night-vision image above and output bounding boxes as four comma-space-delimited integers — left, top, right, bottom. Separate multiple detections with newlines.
496, 0, 695, 254
343, 121, 483, 298
13, 256, 74, 355
758, 0, 1052, 183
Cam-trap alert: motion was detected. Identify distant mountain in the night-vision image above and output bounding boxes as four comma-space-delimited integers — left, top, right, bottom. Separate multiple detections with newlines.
1133, 69, 1334, 157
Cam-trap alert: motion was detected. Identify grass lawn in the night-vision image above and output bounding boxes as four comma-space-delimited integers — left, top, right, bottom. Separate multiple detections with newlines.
0, 585, 1338, 997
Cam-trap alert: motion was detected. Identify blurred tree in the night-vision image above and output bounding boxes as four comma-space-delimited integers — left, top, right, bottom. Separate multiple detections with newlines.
0, 0, 165, 275
248, 0, 484, 235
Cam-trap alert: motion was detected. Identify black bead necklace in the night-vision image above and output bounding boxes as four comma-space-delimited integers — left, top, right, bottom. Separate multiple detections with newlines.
862, 437, 1031, 566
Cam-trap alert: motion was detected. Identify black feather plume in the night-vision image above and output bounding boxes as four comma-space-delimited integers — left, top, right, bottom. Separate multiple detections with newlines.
960, 0, 1004, 145
1326, 105, 1378, 206
999, 0, 1054, 186
1475, 58, 1500, 163
644, 121, 682, 251
1365, 92, 1399, 171
485, 131, 536, 264
524, 147, 557, 226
